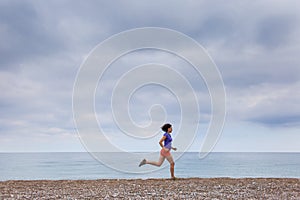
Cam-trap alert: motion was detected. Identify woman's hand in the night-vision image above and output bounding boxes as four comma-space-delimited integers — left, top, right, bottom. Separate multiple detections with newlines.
172, 147, 177, 151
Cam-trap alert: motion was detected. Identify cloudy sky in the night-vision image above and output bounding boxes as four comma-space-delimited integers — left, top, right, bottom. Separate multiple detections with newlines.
1, 0, 300, 152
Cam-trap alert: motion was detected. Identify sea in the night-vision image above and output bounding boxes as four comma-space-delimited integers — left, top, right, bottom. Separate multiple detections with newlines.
0, 152, 299, 181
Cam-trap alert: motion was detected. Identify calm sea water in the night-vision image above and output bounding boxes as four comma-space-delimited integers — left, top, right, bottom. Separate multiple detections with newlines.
0, 152, 299, 181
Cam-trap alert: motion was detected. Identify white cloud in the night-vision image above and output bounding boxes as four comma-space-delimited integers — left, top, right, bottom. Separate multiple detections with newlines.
0, 0, 300, 152
228, 81, 300, 126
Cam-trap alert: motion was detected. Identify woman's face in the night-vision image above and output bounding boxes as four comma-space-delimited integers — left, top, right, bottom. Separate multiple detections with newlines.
168, 126, 172, 133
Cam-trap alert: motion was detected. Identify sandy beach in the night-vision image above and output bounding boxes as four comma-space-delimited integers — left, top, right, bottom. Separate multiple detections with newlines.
0, 178, 299, 199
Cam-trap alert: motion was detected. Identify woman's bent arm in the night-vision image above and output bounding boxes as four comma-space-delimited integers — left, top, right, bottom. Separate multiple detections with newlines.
159, 136, 166, 148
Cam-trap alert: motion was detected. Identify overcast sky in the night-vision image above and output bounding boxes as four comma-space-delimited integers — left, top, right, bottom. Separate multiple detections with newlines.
1, 0, 300, 152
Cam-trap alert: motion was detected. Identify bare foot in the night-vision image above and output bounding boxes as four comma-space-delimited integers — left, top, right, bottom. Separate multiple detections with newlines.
139, 159, 146, 167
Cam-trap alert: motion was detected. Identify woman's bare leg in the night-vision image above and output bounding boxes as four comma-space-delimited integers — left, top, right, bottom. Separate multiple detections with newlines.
166, 155, 175, 178
146, 155, 165, 167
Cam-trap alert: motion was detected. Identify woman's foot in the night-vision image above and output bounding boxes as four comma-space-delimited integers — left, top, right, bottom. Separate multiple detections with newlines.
139, 159, 146, 167
170, 176, 177, 180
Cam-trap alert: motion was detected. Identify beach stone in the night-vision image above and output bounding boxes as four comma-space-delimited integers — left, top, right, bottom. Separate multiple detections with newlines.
0, 178, 299, 199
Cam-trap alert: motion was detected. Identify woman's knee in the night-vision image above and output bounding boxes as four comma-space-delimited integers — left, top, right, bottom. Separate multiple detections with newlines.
157, 161, 164, 167
170, 162, 175, 167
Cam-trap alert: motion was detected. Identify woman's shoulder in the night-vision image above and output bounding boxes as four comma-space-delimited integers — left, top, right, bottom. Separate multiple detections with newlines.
163, 132, 171, 137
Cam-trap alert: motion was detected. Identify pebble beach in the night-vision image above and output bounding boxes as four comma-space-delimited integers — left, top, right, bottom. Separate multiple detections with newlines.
0, 178, 299, 199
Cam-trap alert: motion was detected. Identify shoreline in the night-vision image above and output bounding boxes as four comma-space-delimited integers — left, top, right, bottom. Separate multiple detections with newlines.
1, 178, 299, 199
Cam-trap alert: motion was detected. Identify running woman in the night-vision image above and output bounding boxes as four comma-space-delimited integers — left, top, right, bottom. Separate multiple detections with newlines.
139, 123, 177, 180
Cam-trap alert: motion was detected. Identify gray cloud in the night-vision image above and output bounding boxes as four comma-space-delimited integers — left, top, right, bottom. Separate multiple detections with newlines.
228, 81, 300, 127
0, 0, 300, 151
255, 14, 296, 49
0, 1, 67, 69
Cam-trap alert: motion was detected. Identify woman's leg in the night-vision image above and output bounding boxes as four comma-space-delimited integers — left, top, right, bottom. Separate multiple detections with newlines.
146, 155, 165, 167
166, 155, 175, 178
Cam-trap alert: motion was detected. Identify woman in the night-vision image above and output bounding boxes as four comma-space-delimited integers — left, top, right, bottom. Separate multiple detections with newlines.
139, 123, 177, 180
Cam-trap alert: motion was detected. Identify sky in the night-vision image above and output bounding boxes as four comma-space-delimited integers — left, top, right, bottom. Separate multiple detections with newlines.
0, 0, 300, 152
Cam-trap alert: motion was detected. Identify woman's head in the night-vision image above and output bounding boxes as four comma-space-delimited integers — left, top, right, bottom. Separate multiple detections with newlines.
161, 123, 172, 133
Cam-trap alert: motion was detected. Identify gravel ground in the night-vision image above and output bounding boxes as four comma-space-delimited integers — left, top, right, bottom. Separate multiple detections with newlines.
0, 178, 299, 199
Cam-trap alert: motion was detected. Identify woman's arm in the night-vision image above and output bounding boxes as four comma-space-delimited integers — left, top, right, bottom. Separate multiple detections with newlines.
159, 136, 166, 148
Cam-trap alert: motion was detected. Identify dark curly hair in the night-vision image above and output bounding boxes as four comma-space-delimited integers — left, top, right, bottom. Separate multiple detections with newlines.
161, 123, 172, 132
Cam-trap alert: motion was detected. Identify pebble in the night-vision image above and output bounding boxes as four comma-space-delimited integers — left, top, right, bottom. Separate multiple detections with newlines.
0, 178, 299, 199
